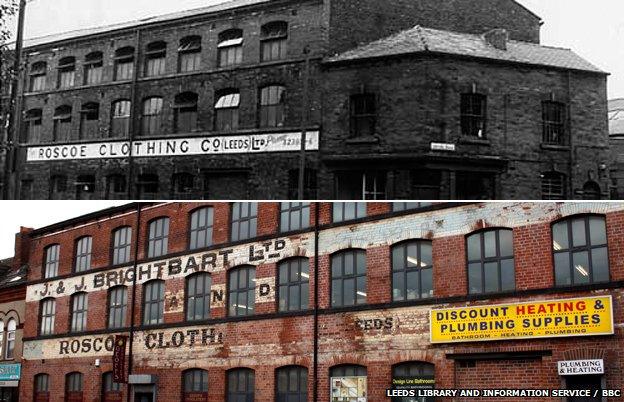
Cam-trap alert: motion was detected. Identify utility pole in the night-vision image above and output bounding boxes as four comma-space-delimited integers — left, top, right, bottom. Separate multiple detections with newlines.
297, 46, 311, 200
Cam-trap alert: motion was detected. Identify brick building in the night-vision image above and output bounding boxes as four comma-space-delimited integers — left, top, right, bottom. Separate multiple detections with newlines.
608, 99, 624, 199
2, 0, 612, 200
17, 201, 624, 401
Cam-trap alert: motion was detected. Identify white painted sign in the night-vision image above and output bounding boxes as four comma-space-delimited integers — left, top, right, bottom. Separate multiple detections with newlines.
26, 131, 320, 162
430, 142, 456, 152
558, 359, 604, 376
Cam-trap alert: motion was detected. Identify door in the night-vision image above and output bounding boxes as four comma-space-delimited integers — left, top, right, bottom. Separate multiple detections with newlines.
566, 375, 602, 401
135, 392, 154, 402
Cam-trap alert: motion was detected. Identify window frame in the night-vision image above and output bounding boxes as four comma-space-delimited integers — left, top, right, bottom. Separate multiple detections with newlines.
141, 97, 163, 136
53, 105, 72, 142
4, 319, 15, 360
110, 99, 131, 137
147, 217, 170, 258
227, 265, 256, 317
24, 108, 43, 143
102, 371, 123, 396
112, 226, 132, 266
34, 373, 50, 402
29, 61, 47, 92
185, 272, 212, 322
84, 51, 104, 85
174, 92, 199, 133
188, 206, 214, 250
107, 285, 128, 329
277, 258, 310, 312
349, 93, 376, 138
43, 244, 60, 279
230, 202, 258, 242
144, 41, 167, 77
178, 36, 202, 73
259, 85, 286, 128
541, 171, 566, 200
183, 368, 209, 400
69, 292, 88, 333
218, 29, 244, 68
39, 298, 56, 336
275, 365, 307, 402
260, 21, 288, 62
391, 240, 434, 302
330, 249, 367, 308
215, 90, 240, 132
57, 56, 76, 89
114, 46, 135, 81
142, 280, 165, 326
226, 368, 255, 402
279, 202, 310, 233
542, 100, 566, 145
460, 93, 487, 138
465, 228, 515, 294
332, 202, 366, 223
74, 236, 92, 273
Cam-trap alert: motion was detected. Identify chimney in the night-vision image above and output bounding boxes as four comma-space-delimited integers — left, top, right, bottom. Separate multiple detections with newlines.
12, 226, 33, 270
484, 28, 509, 51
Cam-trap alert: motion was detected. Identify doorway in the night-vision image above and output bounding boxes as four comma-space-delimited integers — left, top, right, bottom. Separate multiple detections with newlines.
134, 393, 154, 402
132, 385, 156, 402
565, 375, 602, 401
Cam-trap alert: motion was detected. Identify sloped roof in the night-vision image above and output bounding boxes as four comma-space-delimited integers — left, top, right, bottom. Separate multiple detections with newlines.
0, 261, 27, 289
609, 98, 624, 136
609, 98, 624, 112
327, 25, 605, 74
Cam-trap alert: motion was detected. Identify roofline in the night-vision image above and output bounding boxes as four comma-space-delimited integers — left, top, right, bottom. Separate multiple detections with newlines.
511, 0, 543, 22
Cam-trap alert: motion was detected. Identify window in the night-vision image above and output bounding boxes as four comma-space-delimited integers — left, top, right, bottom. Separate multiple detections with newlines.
172, 172, 195, 199
141, 97, 163, 136
43, 244, 60, 278
143, 280, 165, 325
218, 29, 243, 67
259, 85, 285, 127
227, 369, 254, 402
261, 21, 288, 62
49, 175, 67, 199
350, 94, 376, 137
174, 92, 199, 133
34, 374, 50, 402
147, 217, 169, 258
288, 168, 317, 200
0, 321, 3, 358
108, 286, 127, 329
333, 202, 366, 222
583, 181, 601, 200
280, 202, 310, 232
137, 174, 159, 199
39, 298, 55, 335
102, 372, 122, 401
410, 170, 441, 199
74, 236, 92, 272
106, 174, 127, 199
20, 179, 33, 199
186, 273, 212, 321
3, 319, 14, 360
79, 102, 99, 139
183, 369, 208, 401
65, 372, 83, 401
231, 202, 257, 241
228, 266, 255, 316
189, 207, 214, 250
541, 171, 566, 200
114, 47, 134, 81
111, 100, 131, 137
331, 250, 366, 307
29, 61, 47, 92
24, 109, 43, 143
70, 293, 88, 332
392, 241, 433, 301
53, 105, 72, 142
392, 362, 435, 402
335, 171, 386, 200
84, 52, 103, 85
466, 229, 515, 294
455, 171, 495, 200
553, 216, 609, 286
276, 366, 307, 402
179, 36, 202, 72
215, 91, 240, 132
460, 93, 487, 138
278, 258, 309, 312
330, 365, 367, 402
57, 57, 76, 88
75, 175, 96, 200
145, 41, 167, 77
392, 202, 432, 212
542, 101, 566, 145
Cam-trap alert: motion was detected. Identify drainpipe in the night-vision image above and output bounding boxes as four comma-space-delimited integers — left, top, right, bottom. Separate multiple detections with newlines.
126, 202, 142, 402
566, 71, 574, 198
127, 29, 141, 199
313, 202, 320, 402
298, 46, 311, 200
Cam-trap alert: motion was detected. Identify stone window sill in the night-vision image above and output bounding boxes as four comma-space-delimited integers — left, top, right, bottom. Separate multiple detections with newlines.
541, 143, 570, 151
345, 136, 379, 145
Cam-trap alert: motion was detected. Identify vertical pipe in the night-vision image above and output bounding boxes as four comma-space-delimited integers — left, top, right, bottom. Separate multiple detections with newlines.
127, 29, 141, 199
298, 47, 311, 200
126, 202, 143, 402
313, 202, 320, 402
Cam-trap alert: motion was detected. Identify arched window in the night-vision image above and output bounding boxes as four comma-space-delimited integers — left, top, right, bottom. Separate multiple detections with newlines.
260, 21, 288, 62
79, 102, 100, 139
53, 105, 72, 142
259, 85, 285, 128
75, 175, 96, 200
65, 372, 83, 401
112, 226, 132, 265
392, 362, 435, 402
43, 244, 60, 278
228, 266, 255, 317
84, 51, 103, 85
227, 368, 254, 402
392, 240, 433, 301
553, 215, 609, 286
111, 100, 131, 137
330, 365, 367, 401
2, 318, 15, 359
541, 171, 566, 200
143, 280, 165, 325
49, 175, 67, 200
276, 366, 307, 402
278, 258, 309, 312
331, 250, 366, 307
102, 371, 122, 401
186, 273, 211, 321
106, 174, 127, 199
231, 203, 257, 241
39, 298, 56, 335
24, 108, 43, 143
57, 56, 76, 88
114, 46, 134, 81
215, 90, 240, 132
70, 292, 88, 332
147, 217, 170, 258
218, 29, 243, 67
183, 369, 208, 401
174, 92, 198, 133
34, 374, 50, 402
189, 207, 214, 250
466, 229, 515, 294
108, 286, 128, 329
145, 41, 167, 77
141, 97, 163, 136
137, 173, 159, 199
74, 236, 92, 272
29, 61, 47, 91
179, 36, 202, 72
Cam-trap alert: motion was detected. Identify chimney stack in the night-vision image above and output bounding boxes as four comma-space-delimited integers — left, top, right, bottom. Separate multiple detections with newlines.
484, 28, 509, 51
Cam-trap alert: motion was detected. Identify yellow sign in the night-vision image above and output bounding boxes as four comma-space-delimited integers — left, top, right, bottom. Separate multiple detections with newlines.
430, 296, 613, 344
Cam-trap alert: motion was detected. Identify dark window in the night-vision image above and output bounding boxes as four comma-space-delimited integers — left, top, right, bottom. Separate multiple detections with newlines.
57, 57, 76, 88
541, 171, 566, 200
218, 29, 243, 67
102, 371, 122, 401
19, 179, 34, 199
49, 175, 67, 199
75, 175, 96, 200
215, 91, 240, 132
112, 226, 132, 265
460, 93, 487, 138
287, 168, 317, 200
261, 21, 288, 62
172, 172, 196, 199
34, 374, 50, 402
183, 369, 208, 401
70, 293, 88, 332
553, 216, 609, 286
143, 280, 165, 325
84, 52, 103, 85
189, 207, 214, 250
186, 273, 211, 321
106, 175, 127, 199
24, 109, 43, 143
410, 170, 441, 200
542, 101, 566, 145
231, 203, 257, 241
39, 298, 55, 335
331, 250, 366, 307
74, 236, 92, 272
467, 229, 515, 294
179, 36, 202, 72
333, 202, 366, 222
392, 362, 435, 402
30, 61, 47, 92
145, 41, 167, 77
583, 181, 601, 200
455, 171, 495, 200
111, 100, 131, 137
335, 171, 386, 200
276, 366, 307, 402
53, 105, 72, 142
79, 102, 99, 140
227, 369, 254, 402
114, 47, 134, 81
65, 372, 83, 402
392, 202, 432, 212
392, 241, 433, 301
278, 258, 309, 312
137, 174, 159, 199
259, 85, 285, 127
174, 92, 198, 133
108, 286, 127, 329
350, 94, 376, 137
141, 97, 163, 136
44, 244, 60, 278
228, 266, 255, 316
280, 202, 310, 232
147, 217, 169, 258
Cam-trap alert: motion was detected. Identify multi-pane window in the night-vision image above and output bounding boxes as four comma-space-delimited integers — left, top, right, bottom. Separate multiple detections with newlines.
333, 202, 366, 222
49, 175, 67, 199
84, 51, 103, 85
460, 93, 487, 138
75, 175, 96, 200
106, 174, 127, 199
145, 41, 167, 77
112, 226, 132, 265
173, 173, 195, 199
260, 21, 288, 62
218, 29, 243, 67
34, 374, 50, 402
53, 105, 72, 142
280, 202, 310, 232
74, 236, 92, 272
392, 240, 433, 301
179, 36, 202, 72
79, 102, 99, 139
541, 171, 566, 200
467, 229, 515, 294
392, 362, 435, 402
335, 171, 387, 200
143, 280, 165, 325
228, 266, 255, 316
392, 202, 432, 212
57, 57, 76, 88
183, 369, 208, 402
70, 293, 88, 332
259, 85, 285, 127
231, 202, 257, 241
174, 92, 199, 133
108, 286, 127, 329
186, 273, 211, 321
29, 61, 47, 92
189, 207, 214, 250
111, 100, 131, 137
542, 101, 566, 145
65, 372, 83, 400
137, 174, 159, 199
278, 258, 309, 312
331, 250, 367, 307
24, 109, 43, 143
102, 372, 122, 399
39, 298, 56, 335
114, 47, 134, 81
5, 319, 15, 359
276, 366, 307, 402
147, 217, 169, 258
141, 97, 163, 136
227, 369, 254, 402
44, 244, 60, 278
553, 216, 609, 286
288, 168, 318, 200
215, 91, 240, 131
350, 94, 376, 137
